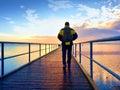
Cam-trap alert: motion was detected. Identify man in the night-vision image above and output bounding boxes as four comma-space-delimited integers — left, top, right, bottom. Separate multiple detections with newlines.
57, 22, 78, 68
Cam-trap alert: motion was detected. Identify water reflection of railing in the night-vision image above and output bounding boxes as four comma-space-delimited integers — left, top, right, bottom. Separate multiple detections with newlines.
73, 36, 120, 80
0, 41, 59, 78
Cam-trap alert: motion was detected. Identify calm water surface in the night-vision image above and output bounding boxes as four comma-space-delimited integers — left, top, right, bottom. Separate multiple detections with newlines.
0, 44, 50, 76
75, 42, 120, 90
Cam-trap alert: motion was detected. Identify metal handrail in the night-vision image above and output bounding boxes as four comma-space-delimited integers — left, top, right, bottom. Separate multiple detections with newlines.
73, 35, 120, 80
0, 42, 59, 78
80, 36, 120, 43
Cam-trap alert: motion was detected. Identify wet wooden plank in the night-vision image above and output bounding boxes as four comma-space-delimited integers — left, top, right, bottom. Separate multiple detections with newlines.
0, 48, 93, 90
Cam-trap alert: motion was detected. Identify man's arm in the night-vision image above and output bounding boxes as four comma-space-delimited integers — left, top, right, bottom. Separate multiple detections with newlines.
71, 29, 78, 41
73, 33, 78, 41
57, 30, 63, 41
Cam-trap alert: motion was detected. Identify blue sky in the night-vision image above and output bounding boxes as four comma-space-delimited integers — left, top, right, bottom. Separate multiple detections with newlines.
0, 0, 120, 42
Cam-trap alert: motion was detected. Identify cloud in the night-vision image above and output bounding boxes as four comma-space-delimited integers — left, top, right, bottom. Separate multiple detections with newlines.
25, 9, 39, 23
108, 19, 120, 30
77, 4, 100, 18
74, 26, 120, 42
48, 0, 73, 11
98, 4, 120, 22
4, 17, 11, 20
9, 21, 15, 24
74, 18, 120, 31
93, 19, 120, 31
70, 1, 120, 28
73, 18, 120, 42
13, 9, 65, 36
20, 5, 24, 9
2, 17, 15, 24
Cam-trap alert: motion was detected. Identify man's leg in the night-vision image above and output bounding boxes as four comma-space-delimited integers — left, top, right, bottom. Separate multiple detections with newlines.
67, 45, 72, 67
62, 45, 66, 68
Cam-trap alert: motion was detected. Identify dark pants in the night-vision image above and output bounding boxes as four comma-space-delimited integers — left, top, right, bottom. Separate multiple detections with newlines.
62, 45, 72, 66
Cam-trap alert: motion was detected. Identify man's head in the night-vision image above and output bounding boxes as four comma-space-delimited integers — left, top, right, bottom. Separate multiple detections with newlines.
65, 22, 69, 27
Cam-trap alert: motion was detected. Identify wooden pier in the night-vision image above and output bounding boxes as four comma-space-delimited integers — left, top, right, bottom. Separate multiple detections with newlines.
0, 48, 97, 90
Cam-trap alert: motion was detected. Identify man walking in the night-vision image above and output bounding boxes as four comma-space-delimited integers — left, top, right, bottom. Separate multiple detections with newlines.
57, 22, 78, 68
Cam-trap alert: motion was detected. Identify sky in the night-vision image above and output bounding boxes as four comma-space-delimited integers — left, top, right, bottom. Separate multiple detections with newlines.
0, 0, 120, 42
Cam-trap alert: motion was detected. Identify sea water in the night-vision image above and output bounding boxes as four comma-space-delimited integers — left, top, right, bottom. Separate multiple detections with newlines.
0, 43, 51, 77
75, 41, 120, 90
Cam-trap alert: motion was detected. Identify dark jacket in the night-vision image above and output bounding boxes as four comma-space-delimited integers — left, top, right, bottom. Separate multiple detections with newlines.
57, 27, 78, 46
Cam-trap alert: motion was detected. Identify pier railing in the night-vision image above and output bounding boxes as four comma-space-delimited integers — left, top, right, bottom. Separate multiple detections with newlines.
0, 41, 58, 78
73, 36, 120, 80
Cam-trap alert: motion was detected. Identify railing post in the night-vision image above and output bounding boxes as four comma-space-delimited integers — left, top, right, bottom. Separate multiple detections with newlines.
39, 44, 41, 57
51, 45, 53, 50
28, 43, 31, 63
45, 44, 46, 54
49, 44, 50, 53
90, 42, 93, 78
79, 43, 82, 63
72, 44, 74, 55
49, 44, 51, 52
51, 44, 53, 51
1, 43, 4, 76
74, 44, 76, 57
